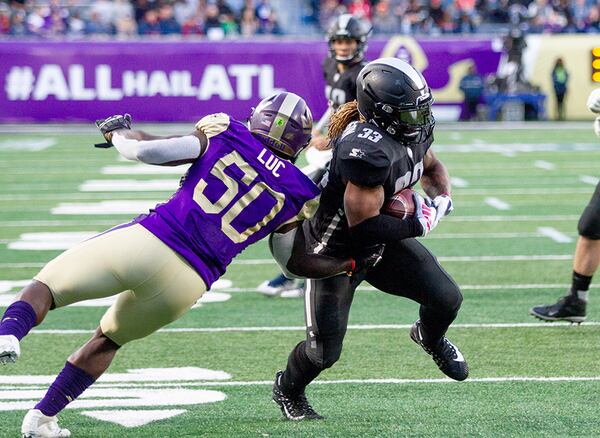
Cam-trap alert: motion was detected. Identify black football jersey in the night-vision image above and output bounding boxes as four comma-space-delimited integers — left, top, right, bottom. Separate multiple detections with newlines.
323, 58, 366, 109
307, 121, 433, 256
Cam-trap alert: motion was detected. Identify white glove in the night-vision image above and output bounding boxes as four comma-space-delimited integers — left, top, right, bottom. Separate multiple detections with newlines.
595, 117, 600, 139
587, 88, 600, 114
413, 193, 439, 237
430, 194, 454, 229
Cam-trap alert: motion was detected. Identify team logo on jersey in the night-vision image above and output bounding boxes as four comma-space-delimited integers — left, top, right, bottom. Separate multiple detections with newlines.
349, 148, 365, 158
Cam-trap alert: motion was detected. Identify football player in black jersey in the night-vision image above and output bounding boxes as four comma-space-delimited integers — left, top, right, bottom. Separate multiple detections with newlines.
271, 58, 468, 421
258, 14, 370, 297
530, 88, 600, 323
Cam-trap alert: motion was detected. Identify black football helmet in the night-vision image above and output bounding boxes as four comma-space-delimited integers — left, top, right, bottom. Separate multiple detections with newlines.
356, 58, 435, 145
327, 14, 369, 65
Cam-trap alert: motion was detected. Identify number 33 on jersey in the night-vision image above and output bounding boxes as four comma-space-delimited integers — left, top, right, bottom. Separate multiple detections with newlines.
139, 113, 320, 288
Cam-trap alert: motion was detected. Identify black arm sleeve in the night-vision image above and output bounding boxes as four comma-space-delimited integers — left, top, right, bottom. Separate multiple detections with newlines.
349, 214, 423, 248
286, 224, 352, 279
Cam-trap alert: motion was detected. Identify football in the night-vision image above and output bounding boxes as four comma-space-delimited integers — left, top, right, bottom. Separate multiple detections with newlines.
382, 188, 416, 219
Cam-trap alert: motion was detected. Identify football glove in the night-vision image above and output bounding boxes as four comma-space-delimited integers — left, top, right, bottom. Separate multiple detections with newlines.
94, 114, 132, 148
586, 88, 600, 114
594, 116, 600, 138
413, 193, 439, 237
348, 244, 385, 276
430, 194, 454, 229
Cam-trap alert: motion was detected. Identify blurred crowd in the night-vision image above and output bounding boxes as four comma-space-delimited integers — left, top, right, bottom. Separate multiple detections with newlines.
0, 0, 599, 38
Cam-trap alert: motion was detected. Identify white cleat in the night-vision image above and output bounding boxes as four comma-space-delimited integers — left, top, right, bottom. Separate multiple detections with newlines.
0, 334, 20, 364
21, 409, 71, 438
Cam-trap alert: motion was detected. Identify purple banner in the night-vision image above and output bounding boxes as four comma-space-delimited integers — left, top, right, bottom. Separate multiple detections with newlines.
0, 39, 501, 123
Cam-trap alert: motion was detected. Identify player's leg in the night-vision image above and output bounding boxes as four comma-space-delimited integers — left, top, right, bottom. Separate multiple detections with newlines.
273, 274, 358, 420
22, 225, 207, 436
531, 182, 600, 322
0, 225, 140, 365
366, 239, 467, 381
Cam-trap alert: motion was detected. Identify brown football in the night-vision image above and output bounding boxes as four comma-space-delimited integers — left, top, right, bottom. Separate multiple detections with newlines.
382, 188, 416, 219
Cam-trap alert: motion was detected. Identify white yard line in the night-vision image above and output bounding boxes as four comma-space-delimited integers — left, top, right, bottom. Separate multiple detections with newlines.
537, 227, 573, 243
580, 175, 599, 186
533, 160, 556, 170
0, 255, 574, 269
450, 177, 469, 187
28, 322, 600, 335
102, 164, 190, 175
79, 180, 179, 192
484, 197, 511, 210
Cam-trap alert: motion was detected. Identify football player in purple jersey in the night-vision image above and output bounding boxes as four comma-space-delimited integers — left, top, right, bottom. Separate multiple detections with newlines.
0, 92, 380, 437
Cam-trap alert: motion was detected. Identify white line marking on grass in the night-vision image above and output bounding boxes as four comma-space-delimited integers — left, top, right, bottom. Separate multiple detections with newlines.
98, 376, 600, 388
0, 220, 117, 227
434, 143, 600, 153
484, 197, 511, 210
445, 215, 579, 222
456, 188, 591, 195
52, 201, 158, 215
537, 227, 573, 243
534, 160, 555, 170
28, 321, 600, 335
0, 138, 56, 151
0, 255, 575, 270
80, 180, 179, 192
102, 164, 190, 175
450, 177, 468, 187
580, 175, 599, 185
8, 232, 97, 250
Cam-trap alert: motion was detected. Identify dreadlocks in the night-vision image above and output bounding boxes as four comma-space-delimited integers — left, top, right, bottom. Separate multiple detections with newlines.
327, 100, 365, 145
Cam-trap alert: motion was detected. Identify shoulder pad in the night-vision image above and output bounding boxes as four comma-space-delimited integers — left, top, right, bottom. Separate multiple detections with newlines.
337, 122, 391, 169
195, 113, 230, 139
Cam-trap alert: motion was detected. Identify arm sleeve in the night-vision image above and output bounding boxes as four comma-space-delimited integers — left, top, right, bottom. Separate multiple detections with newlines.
269, 225, 351, 279
112, 133, 202, 165
349, 213, 423, 247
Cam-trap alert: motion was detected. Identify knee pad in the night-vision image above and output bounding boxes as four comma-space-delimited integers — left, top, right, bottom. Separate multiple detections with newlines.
304, 341, 343, 370
578, 207, 600, 240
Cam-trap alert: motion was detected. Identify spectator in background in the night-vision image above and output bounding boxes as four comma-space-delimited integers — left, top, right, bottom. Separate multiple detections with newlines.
90, 0, 114, 29
428, 0, 451, 34
372, 0, 398, 35
257, 9, 282, 34
159, 3, 181, 34
348, 0, 372, 22
115, 13, 138, 38
9, 10, 28, 36
217, 0, 238, 36
459, 64, 484, 120
138, 8, 161, 35
86, 10, 114, 35
0, 3, 11, 34
551, 57, 569, 120
204, 3, 225, 39
181, 11, 204, 36
68, 11, 86, 37
240, 6, 259, 36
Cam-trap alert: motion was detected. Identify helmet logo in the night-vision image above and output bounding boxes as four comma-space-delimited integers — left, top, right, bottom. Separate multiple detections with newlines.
275, 117, 285, 127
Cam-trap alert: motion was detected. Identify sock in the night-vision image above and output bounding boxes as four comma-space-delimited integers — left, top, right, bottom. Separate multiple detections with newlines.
279, 341, 322, 397
35, 361, 96, 417
0, 301, 37, 340
570, 271, 592, 302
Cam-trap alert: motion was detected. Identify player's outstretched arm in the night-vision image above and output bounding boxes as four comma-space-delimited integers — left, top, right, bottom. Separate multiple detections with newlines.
95, 114, 208, 166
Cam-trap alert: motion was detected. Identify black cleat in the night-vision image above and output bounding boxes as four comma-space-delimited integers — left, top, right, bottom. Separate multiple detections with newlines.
272, 371, 323, 420
410, 320, 469, 381
530, 295, 587, 323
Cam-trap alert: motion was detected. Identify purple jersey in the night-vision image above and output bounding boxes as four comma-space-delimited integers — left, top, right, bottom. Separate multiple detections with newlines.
139, 114, 320, 287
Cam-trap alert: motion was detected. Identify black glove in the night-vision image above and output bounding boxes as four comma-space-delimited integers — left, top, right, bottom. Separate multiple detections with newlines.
94, 114, 132, 148
348, 244, 385, 276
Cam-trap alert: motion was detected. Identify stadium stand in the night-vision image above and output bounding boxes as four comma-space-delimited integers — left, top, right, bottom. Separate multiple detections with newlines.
0, 0, 598, 39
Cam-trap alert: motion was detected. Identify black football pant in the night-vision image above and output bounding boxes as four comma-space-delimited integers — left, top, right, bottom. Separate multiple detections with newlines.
279, 238, 462, 397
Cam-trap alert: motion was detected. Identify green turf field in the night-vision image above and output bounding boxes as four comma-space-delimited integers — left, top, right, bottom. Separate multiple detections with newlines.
1, 124, 600, 437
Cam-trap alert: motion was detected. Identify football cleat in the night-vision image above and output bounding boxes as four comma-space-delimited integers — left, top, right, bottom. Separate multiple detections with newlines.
0, 334, 20, 365
257, 274, 304, 298
272, 371, 323, 420
410, 320, 469, 381
530, 295, 587, 323
21, 409, 71, 438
